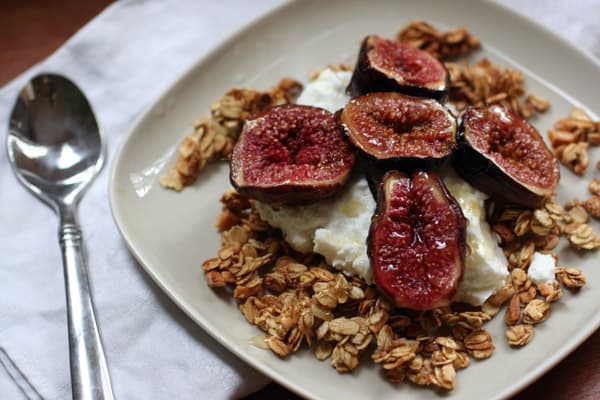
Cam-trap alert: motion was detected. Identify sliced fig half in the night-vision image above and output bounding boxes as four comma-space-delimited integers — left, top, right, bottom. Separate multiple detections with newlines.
340, 92, 457, 165
454, 104, 560, 208
368, 170, 466, 310
230, 104, 355, 205
347, 35, 449, 100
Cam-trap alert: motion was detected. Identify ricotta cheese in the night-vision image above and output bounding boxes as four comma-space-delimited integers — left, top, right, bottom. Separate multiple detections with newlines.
528, 252, 556, 285
254, 201, 329, 254
313, 178, 375, 283
255, 176, 376, 283
443, 172, 510, 305
296, 68, 352, 113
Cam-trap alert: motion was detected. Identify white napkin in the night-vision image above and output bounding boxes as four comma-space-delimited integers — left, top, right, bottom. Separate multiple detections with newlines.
0, 1, 284, 399
0, 1, 598, 399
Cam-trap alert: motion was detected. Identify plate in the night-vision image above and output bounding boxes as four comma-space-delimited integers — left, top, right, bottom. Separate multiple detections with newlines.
109, 1, 600, 399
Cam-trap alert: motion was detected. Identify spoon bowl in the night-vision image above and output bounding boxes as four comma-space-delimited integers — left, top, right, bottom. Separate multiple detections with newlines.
7, 74, 114, 400
8, 74, 104, 208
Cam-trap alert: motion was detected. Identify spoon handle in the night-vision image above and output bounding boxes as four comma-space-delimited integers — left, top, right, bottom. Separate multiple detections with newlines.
59, 208, 115, 400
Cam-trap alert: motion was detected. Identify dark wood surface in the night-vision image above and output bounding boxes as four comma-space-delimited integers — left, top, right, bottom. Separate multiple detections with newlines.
2, 2, 597, 399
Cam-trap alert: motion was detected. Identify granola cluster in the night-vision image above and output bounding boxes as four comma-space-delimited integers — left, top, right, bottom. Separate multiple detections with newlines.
397, 20, 480, 61
446, 59, 550, 119
545, 107, 600, 229
547, 107, 600, 176
160, 78, 302, 191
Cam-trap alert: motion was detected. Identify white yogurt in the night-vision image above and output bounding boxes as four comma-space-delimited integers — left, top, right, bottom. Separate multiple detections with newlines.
528, 252, 556, 285
255, 176, 376, 283
443, 172, 510, 305
296, 68, 352, 113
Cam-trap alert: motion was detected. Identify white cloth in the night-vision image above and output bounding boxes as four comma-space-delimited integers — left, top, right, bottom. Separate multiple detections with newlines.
0, 1, 598, 399
0, 1, 283, 399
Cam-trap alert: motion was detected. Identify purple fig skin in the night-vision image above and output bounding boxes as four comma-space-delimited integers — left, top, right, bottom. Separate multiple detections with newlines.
339, 92, 457, 166
230, 104, 356, 206
347, 35, 449, 100
362, 156, 389, 199
453, 105, 560, 208
368, 170, 466, 311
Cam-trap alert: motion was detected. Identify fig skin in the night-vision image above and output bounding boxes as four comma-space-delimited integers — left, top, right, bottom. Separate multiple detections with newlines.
230, 104, 355, 206
339, 92, 457, 166
347, 35, 449, 100
362, 157, 388, 199
453, 105, 560, 208
368, 170, 467, 311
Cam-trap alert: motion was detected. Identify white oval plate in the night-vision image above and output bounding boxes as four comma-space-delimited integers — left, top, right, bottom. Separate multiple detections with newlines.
109, 1, 600, 399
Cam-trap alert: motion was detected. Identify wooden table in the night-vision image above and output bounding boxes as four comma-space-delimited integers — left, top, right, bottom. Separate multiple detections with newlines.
3, 2, 598, 399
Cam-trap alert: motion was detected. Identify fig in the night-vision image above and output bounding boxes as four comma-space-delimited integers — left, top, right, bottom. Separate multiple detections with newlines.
368, 170, 466, 310
230, 104, 355, 205
453, 104, 560, 208
347, 35, 449, 100
340, 92, 457, 165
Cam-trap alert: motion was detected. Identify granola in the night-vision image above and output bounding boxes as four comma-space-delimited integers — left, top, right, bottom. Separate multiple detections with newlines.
191, 173, 599, 392
523, 299, 550, 324
463, 329, 494, 360
556, 268, 586, 290
160, 78, 302, 191
445, 58, 548, 119
548, 107, 600, 175
396, 20, 480, 61
505, 324, 534, 347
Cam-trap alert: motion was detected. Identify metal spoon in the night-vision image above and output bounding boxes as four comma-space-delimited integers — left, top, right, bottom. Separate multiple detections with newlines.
7, 74, 114, 400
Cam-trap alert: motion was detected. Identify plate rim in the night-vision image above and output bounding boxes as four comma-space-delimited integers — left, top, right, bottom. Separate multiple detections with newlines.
108, 1, 600, 399
489, 0, 600, 69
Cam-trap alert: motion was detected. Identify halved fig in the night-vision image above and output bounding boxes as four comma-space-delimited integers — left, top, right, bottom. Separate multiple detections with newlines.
230, 104, 355, 205
453, 104, 560, 208
340, 92, 457, 165
368, 170, 466, 310
347, 35, 449, 100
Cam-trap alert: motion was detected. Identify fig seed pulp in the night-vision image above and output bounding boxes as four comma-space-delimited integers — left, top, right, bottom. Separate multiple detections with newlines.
369, 171, 466, 310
